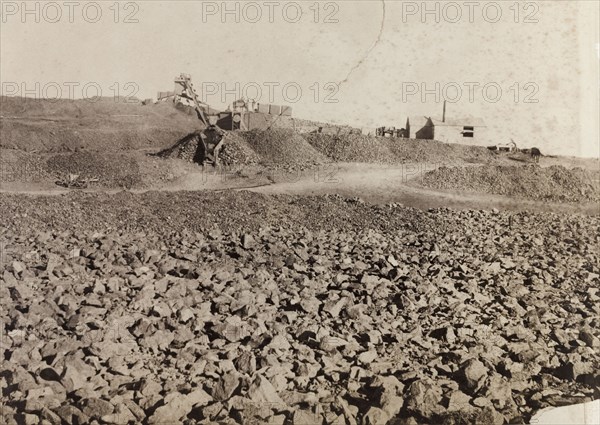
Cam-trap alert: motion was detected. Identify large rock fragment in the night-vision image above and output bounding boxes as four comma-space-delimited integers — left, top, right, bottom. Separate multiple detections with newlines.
148, 390, 213, 424
405, 380, 444, 419
212, 372, 240, 401
457, 358, 488, 391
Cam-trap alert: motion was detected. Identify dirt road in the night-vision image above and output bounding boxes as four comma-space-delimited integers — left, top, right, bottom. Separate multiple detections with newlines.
2, 162, 598, 215
244, 163, 600, 215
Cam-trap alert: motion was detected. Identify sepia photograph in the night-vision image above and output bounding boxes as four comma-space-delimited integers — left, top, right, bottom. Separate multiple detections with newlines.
0, 1, 599, 424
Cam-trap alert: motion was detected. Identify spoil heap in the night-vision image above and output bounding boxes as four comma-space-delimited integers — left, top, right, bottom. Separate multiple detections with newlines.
0, 148, 49, 183
420, 165, 600, 202
158, 129, 511, 170
383, 138, 499, 164
0, 97, 199, 152
303, 134, 501, 165
240, 129, 327, 169
159, 128, 330, 169
303, 133, 393, 163
157, 132, 261, 166
155, 133, 204, 163
214, 133, 261, 166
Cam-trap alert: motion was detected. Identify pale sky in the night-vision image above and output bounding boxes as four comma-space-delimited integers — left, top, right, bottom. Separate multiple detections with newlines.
1, 1, 599, 157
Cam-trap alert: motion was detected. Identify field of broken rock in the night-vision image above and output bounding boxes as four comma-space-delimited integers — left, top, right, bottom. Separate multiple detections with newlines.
1, 191, 599, 424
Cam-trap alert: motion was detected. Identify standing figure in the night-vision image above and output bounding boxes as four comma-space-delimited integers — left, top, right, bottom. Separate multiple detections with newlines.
200, 124, 225, 166
531, 147, 542, 163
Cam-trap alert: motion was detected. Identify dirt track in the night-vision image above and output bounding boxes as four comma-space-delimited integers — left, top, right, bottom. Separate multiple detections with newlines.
2, 163, 598, 216
244, 163, 600, 215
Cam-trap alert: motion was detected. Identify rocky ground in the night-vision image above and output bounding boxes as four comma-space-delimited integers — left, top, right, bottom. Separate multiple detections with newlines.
45, 152, 143, 189
234, 129, 327, 170
302, 135, 499, 166
1, 191, 599, 424
157, 128, 514, 174
420, 165, 600, 203
157, 133, 261, 168
2, 99, 599, 424
0, 98, 199, 154
160, 129, 505, 172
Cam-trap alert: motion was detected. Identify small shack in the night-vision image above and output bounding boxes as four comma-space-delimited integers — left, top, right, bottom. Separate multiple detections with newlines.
406, 115, 487, 145
429, 117, 487, 144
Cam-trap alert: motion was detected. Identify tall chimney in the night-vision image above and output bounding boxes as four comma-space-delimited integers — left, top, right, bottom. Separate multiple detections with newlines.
442, 100, 446, 123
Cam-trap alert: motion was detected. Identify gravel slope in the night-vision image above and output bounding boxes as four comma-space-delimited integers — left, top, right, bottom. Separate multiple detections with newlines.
0, 98, 200, 153
240, 129, 327, 169
303, 134, 503, 165
420, 165, 600, 203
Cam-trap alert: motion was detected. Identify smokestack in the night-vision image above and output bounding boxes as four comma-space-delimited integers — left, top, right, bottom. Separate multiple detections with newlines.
442, 100, 446, 123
